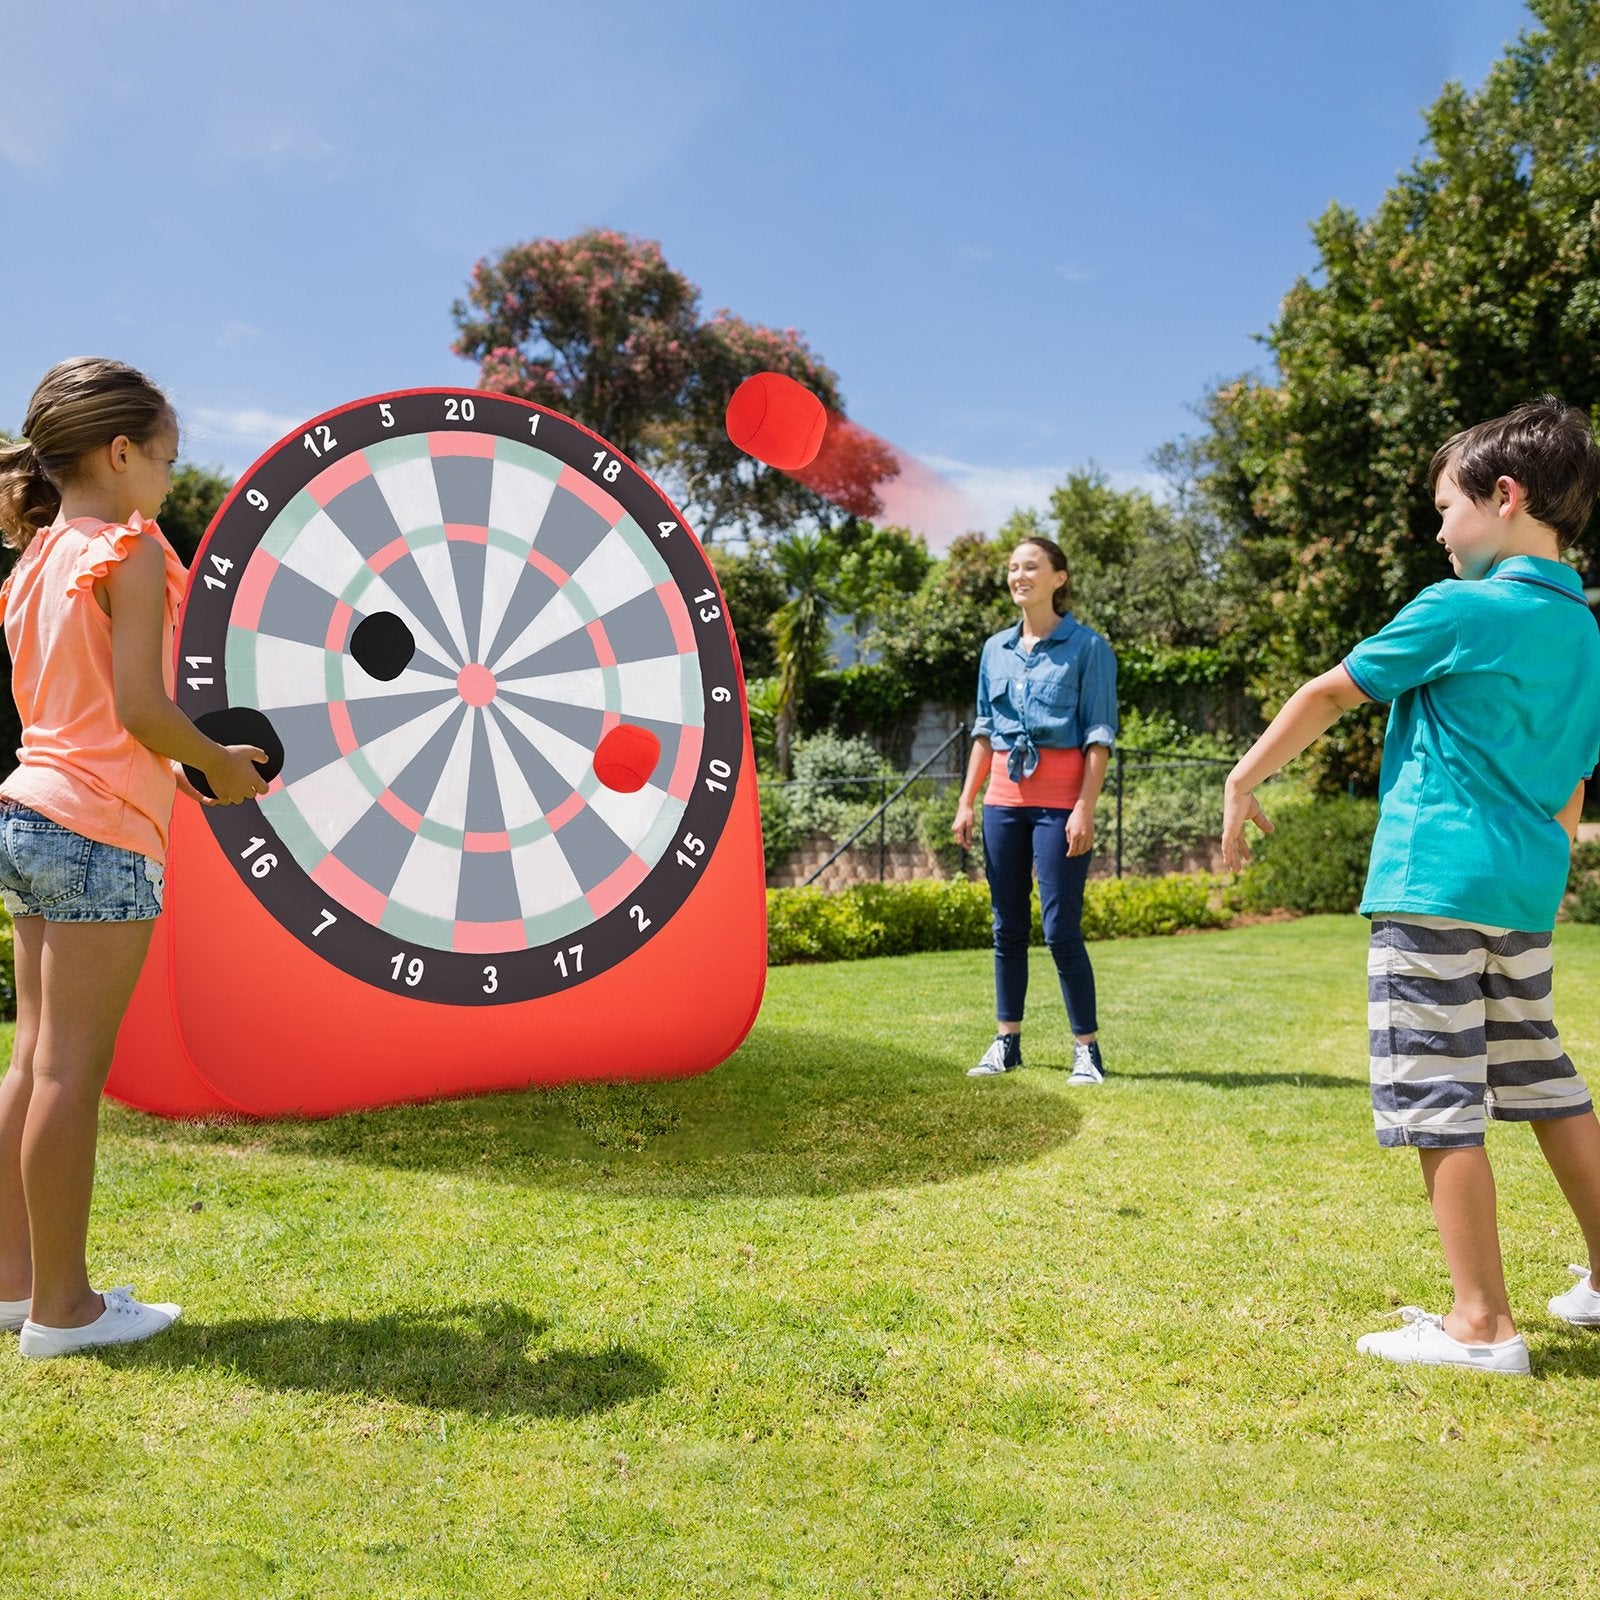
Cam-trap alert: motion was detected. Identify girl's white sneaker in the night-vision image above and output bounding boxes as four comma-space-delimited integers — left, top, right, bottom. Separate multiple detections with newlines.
1, 1297, 29, 1333
1548, 1265, 1600, 1327
18, 1286, 180, 1358
1356, 1306, 1530, 1375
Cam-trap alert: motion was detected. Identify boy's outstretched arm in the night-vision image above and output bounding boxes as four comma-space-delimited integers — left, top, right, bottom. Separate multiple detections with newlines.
1221, 665, 1371, 870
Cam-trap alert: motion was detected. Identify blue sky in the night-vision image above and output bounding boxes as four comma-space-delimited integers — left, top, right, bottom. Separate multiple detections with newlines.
3, 0, 1534, 538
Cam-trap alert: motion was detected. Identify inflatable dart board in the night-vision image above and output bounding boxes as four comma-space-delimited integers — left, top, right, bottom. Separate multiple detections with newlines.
107, 389, 767, 1118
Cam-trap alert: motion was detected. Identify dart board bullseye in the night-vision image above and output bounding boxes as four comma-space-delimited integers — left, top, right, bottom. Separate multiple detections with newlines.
176, 389, 745, 1006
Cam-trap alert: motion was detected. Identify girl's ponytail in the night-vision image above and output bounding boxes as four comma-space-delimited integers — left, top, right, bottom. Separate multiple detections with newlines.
0, 435, 62, 551
2, 358, 173, 553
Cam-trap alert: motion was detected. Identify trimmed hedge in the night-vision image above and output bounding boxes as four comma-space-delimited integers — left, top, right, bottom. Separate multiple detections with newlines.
1237, 796, 1378, 915
0, 878, 1225, 1013
1236, 802, 1600, 922
767, 873, 1230, 966
1080, 873, 1232, 940
0, 824, 1582, 1014
1569, 839, 1600, 925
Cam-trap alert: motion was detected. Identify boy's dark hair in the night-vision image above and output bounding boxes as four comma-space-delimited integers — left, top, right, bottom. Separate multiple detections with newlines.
1428, 396, 1600, 548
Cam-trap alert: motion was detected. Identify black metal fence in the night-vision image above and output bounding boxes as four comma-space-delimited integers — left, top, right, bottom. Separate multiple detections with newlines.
1104, 744, 1236, 879
763, 734, 1237, 888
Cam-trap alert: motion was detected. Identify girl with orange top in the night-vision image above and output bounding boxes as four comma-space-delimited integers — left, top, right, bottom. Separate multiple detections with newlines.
951, 537, 1118, 1082
0, 359, 269, 1358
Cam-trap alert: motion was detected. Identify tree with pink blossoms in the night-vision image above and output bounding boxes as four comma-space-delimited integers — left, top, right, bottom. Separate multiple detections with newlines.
452, 229, 888, 541
453, 230, 696, 456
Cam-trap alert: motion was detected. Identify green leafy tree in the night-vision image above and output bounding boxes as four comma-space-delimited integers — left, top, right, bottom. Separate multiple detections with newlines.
1199, 0, 1600, 788
158, 461, 233, 566
1031, 466, 1251, 729
452, 229, 698, 455
0, 433, 17, 774
1040, 469, 1229, 650
708, 543, 785, 678
870, 532, 1013, 711
771, 531, 837, 777
453, 229, 850, 542
827, 522, 932, 652
722, 522, 929, 767
652, 313, 850, 542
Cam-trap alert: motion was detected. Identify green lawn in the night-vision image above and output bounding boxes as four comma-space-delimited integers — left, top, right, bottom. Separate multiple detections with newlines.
4, 916, 1600, 1598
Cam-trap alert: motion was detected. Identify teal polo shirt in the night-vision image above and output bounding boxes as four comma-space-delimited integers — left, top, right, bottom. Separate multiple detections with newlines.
1342, 556, 1600, 931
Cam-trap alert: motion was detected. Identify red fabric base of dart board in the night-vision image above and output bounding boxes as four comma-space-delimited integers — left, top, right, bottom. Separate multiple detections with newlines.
107, 761, 766, 1118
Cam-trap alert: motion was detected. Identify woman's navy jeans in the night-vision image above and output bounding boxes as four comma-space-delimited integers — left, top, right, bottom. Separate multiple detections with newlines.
981, 803, 1097, 1033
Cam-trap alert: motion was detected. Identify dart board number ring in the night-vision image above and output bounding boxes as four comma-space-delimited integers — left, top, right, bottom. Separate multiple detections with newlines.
178, 389, 743, 1006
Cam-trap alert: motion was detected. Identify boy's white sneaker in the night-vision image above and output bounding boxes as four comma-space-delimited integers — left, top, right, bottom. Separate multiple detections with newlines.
1548, 1265, 1600, 1327
1356, 1306, 1530, 1376
1, 1297, 28, 1333
18, 1286, 181, 1359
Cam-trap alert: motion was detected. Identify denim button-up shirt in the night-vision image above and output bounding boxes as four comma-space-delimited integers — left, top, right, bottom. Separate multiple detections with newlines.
971, 612, 1119, 782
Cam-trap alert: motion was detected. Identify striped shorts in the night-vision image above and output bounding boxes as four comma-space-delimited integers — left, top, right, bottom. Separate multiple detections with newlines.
1368, 916, 1591, 1148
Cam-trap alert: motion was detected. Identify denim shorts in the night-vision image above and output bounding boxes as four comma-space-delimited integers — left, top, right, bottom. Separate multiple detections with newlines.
0, 801, 164, 922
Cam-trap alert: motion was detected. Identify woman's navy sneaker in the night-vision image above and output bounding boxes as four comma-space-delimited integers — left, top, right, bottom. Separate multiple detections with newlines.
1068, 1040, 1105, 1085
968, 1035, 1022, 1077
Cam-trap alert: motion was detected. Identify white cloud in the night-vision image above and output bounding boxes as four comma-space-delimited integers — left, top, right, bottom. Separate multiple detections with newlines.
0, 128, 51, 172
0, 80, 58, 172
1107, 468, 1170, 499
224, 127, 339, 166
917, 456, 1168, 547
183, 406, 307, 465
912, 458, 1053, 544
206, 107, 354, 185
1055, 262, 1096, 284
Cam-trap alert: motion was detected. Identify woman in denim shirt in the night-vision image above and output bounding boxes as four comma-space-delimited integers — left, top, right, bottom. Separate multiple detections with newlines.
952, 537, 1118, 1082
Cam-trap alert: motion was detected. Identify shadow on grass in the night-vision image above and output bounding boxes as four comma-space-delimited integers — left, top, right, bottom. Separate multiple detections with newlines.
1532, 1329, 1600, 1380
101, 1302, 663, 1415
128, 1024, 1082, 1200
1112, 1067, 1361, 1091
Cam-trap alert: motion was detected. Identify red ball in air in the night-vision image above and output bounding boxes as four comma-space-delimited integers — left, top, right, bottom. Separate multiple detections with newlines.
725, 372, 827, 471
593, 723, 662, 794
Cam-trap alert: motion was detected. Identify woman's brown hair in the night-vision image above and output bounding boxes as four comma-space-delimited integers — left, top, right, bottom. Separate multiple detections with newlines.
0, 358, 173, 552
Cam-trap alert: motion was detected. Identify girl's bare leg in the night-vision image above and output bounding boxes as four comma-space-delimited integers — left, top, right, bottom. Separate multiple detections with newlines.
22, 919, 153, 1329
0, 914, 43, 1301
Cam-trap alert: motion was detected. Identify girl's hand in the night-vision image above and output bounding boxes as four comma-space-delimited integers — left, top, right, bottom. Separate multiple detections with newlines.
204, 744, 271, 805
1066, 805, 1095, 858
1221, 783, 1273, 871
951, 801, 976, 849
173, 763, 208, 805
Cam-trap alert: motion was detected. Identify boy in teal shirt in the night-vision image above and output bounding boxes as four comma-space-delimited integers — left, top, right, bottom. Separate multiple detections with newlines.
1223, 398, 1600, 1376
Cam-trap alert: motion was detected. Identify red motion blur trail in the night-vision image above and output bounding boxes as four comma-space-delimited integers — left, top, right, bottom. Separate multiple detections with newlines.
791, 410, 984, 553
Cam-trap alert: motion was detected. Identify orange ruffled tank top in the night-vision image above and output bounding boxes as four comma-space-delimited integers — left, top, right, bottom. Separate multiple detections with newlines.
0, 514, 188, 862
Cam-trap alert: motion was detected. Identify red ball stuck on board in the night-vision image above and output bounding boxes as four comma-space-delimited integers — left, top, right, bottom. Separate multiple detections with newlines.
593, 723, 663, 793
724, 371, 827, 471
